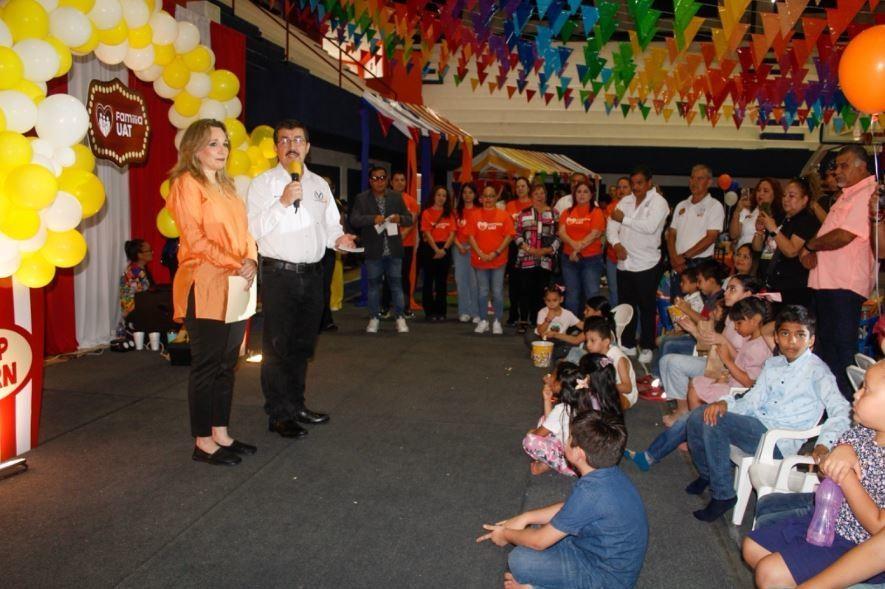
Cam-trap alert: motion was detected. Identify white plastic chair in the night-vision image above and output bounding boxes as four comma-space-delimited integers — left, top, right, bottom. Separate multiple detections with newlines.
727, 388, 755, 525
612, 303, 633, 348
847, 365, 866, 393
855, 353, 876, 371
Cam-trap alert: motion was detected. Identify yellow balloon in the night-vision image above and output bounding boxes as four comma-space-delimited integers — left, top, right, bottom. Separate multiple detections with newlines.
58, 168, 105, 218
0, 204, 40, 240
0, 109, 6, 132
159, 178, 170, 199
71, 26, 99, 55
156, 207, 178, 238
4, 0, 50, 43
225, 118, 246, 148
226, 149, 249, 176
13, 79, 46, 104
0, 193, 10, 221
15, 252, 55, 287
245, 144, 263, 165
162, 58, 189, 89
0, 131, 32, 171
0, 47, 24, 91
70, 144, 95, 172
153, 43, 175, 66
128, 24, 152, 49
46, 37, 73, 78
173, 91, 200, 117
183, 45, 212, 72
259, 137, 276, 160
40, 229, 87, 268
98, 19, 128, 45
6, 164, 58, 209
208, 69, 239, 102
58, 0, 95, 13
249, 124, 274, 147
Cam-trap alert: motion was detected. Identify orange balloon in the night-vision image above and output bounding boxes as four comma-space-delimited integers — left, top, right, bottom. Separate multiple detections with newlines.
839, 25, 885, 115
717, 174, 732, 191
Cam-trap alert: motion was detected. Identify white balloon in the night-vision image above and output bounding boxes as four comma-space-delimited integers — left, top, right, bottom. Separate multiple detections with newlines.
94, 41, 129, 65
49, 7, 93, 47
30, 137, 55, 159
197, 98, 226, 122
173, 128, 184, 150
173, 21, 199, 54
30, 153, 59, 175
13, 39, 60, 83
0, 90, 38, 133
233, 175, 251, 199
89, 0, 123, 30
0, 250, 21, 278
223, 96, 242, 120
153, 76, 178, 99
0, 21, 12, 48
34, 0, 59, 12
133, 63, 163, 82
17, 222, 47, 253
43, 191, 83, 232
0, 232, 20, 263
120, 0, 150, 28
168, 106, 196, 130
724, 190, 739, 207
36, 94, 89, 148
185, 72, 210, 98
123, 44, 154, 71
54, 146, 76, 168
149, 10, 177, 45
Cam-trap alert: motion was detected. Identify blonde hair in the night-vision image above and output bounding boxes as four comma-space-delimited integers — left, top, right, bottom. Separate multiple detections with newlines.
169, 119, 235, 194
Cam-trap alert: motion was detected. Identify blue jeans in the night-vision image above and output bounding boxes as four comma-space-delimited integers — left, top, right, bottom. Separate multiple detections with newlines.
453, 247, 479, 318
646, 412, 689, 463
606, 256, 619, 306
687, 407, 770, 500
659, 353, 706, 400
509, 538, 595, 589
561, 254, 604, 316
754, 492, 813, 529
366, 256, 404, 318
475, 266, 505, 321
651, 334, 696, 376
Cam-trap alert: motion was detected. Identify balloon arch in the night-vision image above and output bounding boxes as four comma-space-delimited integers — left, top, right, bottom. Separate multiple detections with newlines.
0, 0, 278, 289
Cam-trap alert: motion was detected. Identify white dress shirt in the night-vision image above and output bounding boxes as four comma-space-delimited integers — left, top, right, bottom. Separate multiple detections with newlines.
669, 193, 725, 258
553, 193, 573, 213
247, 163, 344, 264
735, 208, 759, 248
605, 189, 669, 272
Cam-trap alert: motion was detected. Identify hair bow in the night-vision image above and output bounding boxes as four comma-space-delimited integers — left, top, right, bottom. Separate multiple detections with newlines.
598, 356, 613, 369
576, 376, 590, 390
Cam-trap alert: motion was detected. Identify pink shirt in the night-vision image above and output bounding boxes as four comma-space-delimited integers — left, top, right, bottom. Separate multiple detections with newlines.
809, 175, 877, 297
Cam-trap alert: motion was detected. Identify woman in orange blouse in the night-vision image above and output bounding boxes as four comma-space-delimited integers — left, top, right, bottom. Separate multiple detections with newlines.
166, 119, 258, 467
420, 186, 456, 321
558, 181, 606, 315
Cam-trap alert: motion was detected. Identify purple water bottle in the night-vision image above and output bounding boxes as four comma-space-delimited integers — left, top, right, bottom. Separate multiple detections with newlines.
806, 478, 844, 547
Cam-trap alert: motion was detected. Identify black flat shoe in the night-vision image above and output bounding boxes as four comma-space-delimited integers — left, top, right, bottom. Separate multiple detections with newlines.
321, 323, 338, 332
294, 408, 330, 424
220, 440, 257, 455
192, 446, 241, 466
268, 419, 308, 438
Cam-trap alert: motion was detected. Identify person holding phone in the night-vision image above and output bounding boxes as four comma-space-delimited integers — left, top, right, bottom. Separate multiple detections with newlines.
729, 178, 784, 248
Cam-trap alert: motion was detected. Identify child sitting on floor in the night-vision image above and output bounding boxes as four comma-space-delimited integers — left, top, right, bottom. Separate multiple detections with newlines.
528, 285, 581, 362
479, 412, 648, 589
549, 295, 614, 352
743, 359, 885, 588
580, 317, 637, 408
523, 354, 623, 476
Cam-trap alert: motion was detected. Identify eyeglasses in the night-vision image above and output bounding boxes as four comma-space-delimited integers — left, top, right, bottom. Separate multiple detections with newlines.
370, 175, 387, 181
277, 137, 307, 146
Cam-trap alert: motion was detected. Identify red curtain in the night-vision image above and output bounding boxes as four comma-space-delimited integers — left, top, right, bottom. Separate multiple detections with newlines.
210, 22, 246, 114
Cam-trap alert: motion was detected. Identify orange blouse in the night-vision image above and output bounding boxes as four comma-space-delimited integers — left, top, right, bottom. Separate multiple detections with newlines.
166, 173, 257, 322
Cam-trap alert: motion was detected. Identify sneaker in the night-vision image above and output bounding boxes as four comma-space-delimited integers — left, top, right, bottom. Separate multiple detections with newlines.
404, 310, 416, 320
472, 316, 481, 324
475, 320, 489, 334
366, 318, 380, 333
379, 309, 391, 320
459, 314, 472, 323
395, 317, 409, 333
622, 346, 637, 357
638, 349, 653, 364
492, 320, 503, 335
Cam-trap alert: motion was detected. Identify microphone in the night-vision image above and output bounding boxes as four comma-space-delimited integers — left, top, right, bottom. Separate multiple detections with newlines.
287, 160, 303, 211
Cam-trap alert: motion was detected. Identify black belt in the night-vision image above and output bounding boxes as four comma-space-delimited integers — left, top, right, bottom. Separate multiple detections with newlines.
262, 258, 322, 274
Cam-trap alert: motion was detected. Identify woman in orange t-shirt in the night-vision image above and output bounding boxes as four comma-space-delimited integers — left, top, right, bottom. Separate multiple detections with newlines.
166, 119, 258, 467
505, 176, 533, 326
558, 181, 606, 315
467, 185, 516, 334
453, 183, 481, 322
420, 186, 456, 321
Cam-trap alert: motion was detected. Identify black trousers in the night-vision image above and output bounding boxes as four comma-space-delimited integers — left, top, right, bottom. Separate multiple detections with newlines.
617, 262, 662, 350
518, 267, 551, 326
814, 288, 865, 400
507, 242, 524, 323
382, 245, 415, 312
420, 242, 452, 317
260, 261, 324, 421
319, 248, 336, 330
184, 289, 247, 437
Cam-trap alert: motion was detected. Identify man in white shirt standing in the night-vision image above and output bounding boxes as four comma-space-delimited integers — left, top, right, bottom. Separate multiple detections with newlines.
553, 171, 590, 214
667, 164, 724, 292
247, 119, 356, 439
606, 166, 670, 364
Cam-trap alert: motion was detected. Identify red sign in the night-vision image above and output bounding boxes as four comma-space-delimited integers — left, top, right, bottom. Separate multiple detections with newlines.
86, 78, 151, 166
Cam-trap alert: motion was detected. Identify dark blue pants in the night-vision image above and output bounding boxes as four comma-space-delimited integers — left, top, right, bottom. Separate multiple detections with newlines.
814, 288, 865, 401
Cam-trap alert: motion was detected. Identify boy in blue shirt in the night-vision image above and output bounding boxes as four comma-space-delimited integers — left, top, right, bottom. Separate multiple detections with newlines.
477, 412, 648, 589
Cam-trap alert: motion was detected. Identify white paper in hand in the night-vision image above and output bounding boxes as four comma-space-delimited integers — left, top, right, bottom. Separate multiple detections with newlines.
385, 221, 398, 236
225, 276, 257, 323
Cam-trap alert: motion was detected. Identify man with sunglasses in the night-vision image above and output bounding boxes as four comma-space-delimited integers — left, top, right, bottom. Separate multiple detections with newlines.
350, 166, 415, 333
247, 119, 356, 439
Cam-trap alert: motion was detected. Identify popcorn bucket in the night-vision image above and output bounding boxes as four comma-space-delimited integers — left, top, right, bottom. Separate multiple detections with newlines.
531, 341, 554, 368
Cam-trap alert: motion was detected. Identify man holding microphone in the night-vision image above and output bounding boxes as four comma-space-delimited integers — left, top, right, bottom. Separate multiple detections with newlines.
247, 119, 356, 439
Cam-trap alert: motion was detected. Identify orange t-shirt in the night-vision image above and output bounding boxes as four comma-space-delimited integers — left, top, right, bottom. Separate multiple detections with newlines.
465, 207, 516, 269
167, 173, 257, 322
456, 206, 480, 243
604, 200, 620, 262
559, 204, 606, 257
420, 207, 456, 243
506, 198, 532, 221
401, 192, 420, 247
